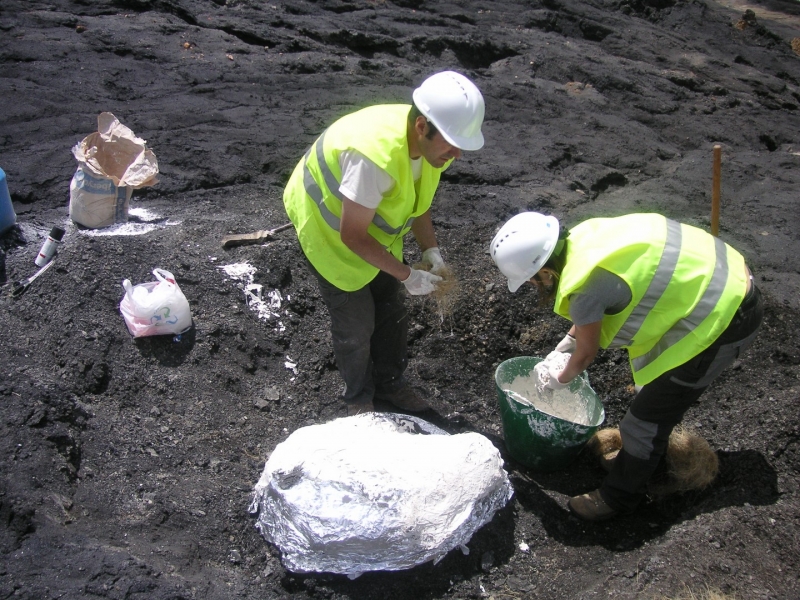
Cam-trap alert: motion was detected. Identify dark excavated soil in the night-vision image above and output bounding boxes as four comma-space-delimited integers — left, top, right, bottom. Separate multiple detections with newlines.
1, 1, 799, 598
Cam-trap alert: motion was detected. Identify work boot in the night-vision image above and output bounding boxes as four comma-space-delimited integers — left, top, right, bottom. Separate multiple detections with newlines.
568, 489, 618, 521
346, 399, 374, 417
375, 385, 430, 412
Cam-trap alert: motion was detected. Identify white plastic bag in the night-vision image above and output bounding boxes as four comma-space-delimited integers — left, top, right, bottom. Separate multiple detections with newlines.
249, 413, 514, 578
69, 112, 159, 229
119, 268, 192, 337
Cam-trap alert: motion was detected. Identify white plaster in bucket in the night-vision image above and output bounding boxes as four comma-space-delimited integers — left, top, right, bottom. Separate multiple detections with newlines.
503, 374, 594, 426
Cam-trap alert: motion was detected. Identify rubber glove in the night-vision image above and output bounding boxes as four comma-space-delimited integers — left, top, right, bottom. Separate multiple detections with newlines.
402, 268, 442, 296
554, 333, 576, 354
421, 247, 446, 275
544, 364, 570, 390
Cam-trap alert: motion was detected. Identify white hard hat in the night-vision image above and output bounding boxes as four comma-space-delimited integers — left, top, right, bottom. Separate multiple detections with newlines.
490, 212, 561, 293
412, 71, 485, 151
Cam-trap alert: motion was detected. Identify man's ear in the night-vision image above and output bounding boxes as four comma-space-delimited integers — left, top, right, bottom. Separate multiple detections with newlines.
414, 115, 428, 136
538, 267, 557, 282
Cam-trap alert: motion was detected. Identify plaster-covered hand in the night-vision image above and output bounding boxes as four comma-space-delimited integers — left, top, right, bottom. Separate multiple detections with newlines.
534, 362, 550, 388
554, 333, 577, 354
544, 364, 570, 390
402, 268, 442, 296
421, 247, 446, 275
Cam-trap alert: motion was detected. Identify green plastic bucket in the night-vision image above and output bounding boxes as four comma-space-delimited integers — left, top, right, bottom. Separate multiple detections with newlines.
495, 356, 605, 472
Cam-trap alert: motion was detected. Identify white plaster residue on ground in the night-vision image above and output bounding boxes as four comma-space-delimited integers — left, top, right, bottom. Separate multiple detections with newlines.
219, 262, 286, 332
79, 206, 180, 236
129, 207, 159, 220
82, 222, 158, 236
221, 262, 256, 281
20, 222, 71, 245
285, 356, 298, 374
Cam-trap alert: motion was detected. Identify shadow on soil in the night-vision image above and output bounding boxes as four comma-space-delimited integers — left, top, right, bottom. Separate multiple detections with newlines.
133, 326, 197, 366
508, 447, 778, 552
274, 504, 515, 600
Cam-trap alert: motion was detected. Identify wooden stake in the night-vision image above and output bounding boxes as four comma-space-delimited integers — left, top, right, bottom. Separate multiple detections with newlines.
711, 144, 721, 237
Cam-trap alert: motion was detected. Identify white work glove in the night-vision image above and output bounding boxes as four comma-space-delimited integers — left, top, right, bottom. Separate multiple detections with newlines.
421, 247, 446, 275
534, 362, 570, 391
402, 268, 442, 296
544, 364, 570, 390
554, 333, 576, 354
534, 362, 550, 389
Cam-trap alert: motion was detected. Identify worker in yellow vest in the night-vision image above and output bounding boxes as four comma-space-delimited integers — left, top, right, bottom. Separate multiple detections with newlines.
490, 212, 763, 520
284, 71, 485, 416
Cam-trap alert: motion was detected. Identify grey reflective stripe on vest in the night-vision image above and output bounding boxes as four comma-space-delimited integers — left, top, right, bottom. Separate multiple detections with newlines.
631, 231, 730, 372
302, 130, 416, 235
303, 142, 341, 232
611, 218, 682, 348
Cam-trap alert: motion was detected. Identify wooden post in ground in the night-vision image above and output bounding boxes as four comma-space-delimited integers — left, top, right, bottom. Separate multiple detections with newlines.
711, 144, 721, 237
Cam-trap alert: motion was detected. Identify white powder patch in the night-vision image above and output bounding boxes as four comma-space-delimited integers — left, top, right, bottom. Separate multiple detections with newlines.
81, 222, 159, 236
284, 356, 298, 374
219, 262, 286, 332
503, 374, 593, 426
79, 206, 179, 236
128, 207, 159, 220
220, 262, 256, 280
21, 222, 70, 243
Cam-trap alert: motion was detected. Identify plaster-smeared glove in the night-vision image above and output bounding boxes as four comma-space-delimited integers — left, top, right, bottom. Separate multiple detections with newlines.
402, 268, 442, 296
544, 364, 570, 390
534, 362, 550, 389
421, 247, 446, 275
555, 333, 576, 354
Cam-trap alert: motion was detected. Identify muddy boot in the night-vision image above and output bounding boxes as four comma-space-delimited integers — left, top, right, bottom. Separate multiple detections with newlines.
568, 489, 618, 521
346, 399, 374, 416
375, 385, 430, 412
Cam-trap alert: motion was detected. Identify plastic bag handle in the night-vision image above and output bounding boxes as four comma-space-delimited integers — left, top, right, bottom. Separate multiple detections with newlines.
152, 268, 176, 286
122, 279, 134, 299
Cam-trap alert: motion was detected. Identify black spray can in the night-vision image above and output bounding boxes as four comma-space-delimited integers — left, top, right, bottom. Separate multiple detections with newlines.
35, 226, 65, 267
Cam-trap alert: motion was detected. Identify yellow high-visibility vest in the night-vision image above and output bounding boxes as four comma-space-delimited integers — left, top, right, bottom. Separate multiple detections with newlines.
283, 104, 447, 291
554, 214, 748, 385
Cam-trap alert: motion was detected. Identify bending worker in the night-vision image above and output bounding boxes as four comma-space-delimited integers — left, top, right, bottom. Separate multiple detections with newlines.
490, 212, 763, 520
284, 71, 485, 416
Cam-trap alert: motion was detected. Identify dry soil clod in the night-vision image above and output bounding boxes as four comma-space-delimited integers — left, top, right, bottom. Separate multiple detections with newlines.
587, 426, 719, 496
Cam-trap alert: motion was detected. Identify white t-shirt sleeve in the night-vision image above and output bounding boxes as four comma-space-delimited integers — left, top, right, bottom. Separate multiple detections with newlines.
339, 150, 395, 210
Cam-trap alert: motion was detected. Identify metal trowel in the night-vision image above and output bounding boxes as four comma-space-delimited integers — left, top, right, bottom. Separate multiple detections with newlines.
221, 223, 293, 249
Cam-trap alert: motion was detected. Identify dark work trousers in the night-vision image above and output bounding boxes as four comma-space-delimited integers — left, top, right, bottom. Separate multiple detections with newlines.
308, 262, 409, 407
601, 283, 764, 513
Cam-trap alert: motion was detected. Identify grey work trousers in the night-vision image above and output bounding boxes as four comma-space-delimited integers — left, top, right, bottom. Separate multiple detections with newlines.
601, 283, 765, 513
309, 263, 409, 406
